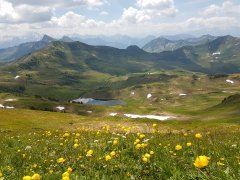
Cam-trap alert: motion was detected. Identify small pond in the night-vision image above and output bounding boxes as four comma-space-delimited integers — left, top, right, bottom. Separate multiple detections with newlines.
71, 98, 125, 106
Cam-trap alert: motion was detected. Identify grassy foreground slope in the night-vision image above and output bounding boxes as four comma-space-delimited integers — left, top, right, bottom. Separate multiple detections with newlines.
0, 109, 239, 179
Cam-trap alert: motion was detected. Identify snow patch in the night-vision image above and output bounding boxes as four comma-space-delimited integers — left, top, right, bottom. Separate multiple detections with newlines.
212, 52, 221, 56
4, 99, 17, 102
14, 75, 20, 80
110, 113, 117, 117
0, 104, 4, 108
179, 93, 187, 96
226, 80, 234, 84
131, 91, 135, 95
147, 94, 152, 99
124, 114, 175, 121
5, 106, 15, 109
56, 106, 65, 111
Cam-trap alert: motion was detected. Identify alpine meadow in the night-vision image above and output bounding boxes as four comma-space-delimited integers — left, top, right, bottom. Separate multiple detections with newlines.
0, 0, 240, 180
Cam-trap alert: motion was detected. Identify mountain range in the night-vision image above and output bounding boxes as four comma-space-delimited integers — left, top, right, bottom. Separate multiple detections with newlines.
0, 34, 240, 77
143, 34, 216, 53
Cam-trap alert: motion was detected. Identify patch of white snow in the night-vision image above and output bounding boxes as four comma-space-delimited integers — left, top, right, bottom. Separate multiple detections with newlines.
147, 94, 152, 99
179, 93, 187, 96
110, 113, 117, 117
56, 106, 65, 111
14, 75, 20, 80
124, 114, 175, 121
226, 80, 234, 84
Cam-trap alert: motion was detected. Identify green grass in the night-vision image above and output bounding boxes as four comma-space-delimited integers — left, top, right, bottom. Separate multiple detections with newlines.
0, 110, 239, 179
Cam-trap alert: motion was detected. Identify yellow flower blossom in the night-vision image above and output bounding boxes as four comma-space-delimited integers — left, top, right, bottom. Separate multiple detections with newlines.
86, 150, 93, 157
194, 156, 209, 169
152, 124, 157, 127
144, 153, 151, 159
23, 176, 32, 180
63, 133, 70, 137
139, 134, 145, 139
73, 144, 79, 149
105, 155, 111, 161
150, 151, 154, 155
31, 173, 41, 180
110, 151, 116, 157
67, 167, 73, 173
62, 172, 70, 180
187, 142, 192, 147
113, 139, 118, 145
142, 157, 148, 163
57, 158, 65, 163
195, 133, 202, 139
217, 162, 225, 166
175, 145, 182, 151
135, 144, 141, 150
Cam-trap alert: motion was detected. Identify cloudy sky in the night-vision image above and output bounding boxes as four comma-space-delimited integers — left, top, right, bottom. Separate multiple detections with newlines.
0, 0, 240, 41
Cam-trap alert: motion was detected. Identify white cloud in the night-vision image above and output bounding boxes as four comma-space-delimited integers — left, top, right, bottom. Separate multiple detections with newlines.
119, 7, 151, 24
7, 0, 107, 7
136, 0, 178, 17
185, 16, 239, 29
0, 0, 52, 23
100, 11, 109, 16
136, 0, 174, 10
203, 1, 240, 16
50, 11, 105, 28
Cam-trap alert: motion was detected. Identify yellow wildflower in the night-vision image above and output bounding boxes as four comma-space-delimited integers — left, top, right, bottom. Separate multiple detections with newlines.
62, 172, 70, 180
152, 124, 157, 127
175, 145, 182, 151
194, 156, 209, 169
217, 162, 225, 166
139, 134, 145, 139
63, 133, 70, 137
135, 144, 141, 150
144, 153, 151, 159
113, 139, 118, 145
142, 157, 148, 163
67, 167, 73, 173
23, 176, 32, 180
110, 151, 116, 157
73, 144, 79, 149
105, 155, 111, 161
150, 151, 154, 155
57, 158, 65, 163
86, 150, 93, 157
195, 133, 202, 139
31, 173, 41, 180
187, 142, 192, 147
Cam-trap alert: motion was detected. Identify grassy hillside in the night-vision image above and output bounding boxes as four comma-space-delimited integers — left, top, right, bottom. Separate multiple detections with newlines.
0, 108, 239, 179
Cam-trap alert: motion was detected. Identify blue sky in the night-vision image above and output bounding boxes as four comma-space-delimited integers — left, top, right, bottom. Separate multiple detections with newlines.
0, 0, 240, 41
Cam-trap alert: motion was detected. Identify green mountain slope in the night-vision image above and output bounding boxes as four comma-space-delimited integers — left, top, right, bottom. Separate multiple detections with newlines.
180, 35, 240, 74
143, 35, 216, 53
0, 35, 55, 62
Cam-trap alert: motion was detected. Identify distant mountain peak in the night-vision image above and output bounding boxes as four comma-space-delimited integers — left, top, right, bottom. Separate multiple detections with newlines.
41, 35, 55, 43
60, 36, 74, 42
126, 45, 145, 52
